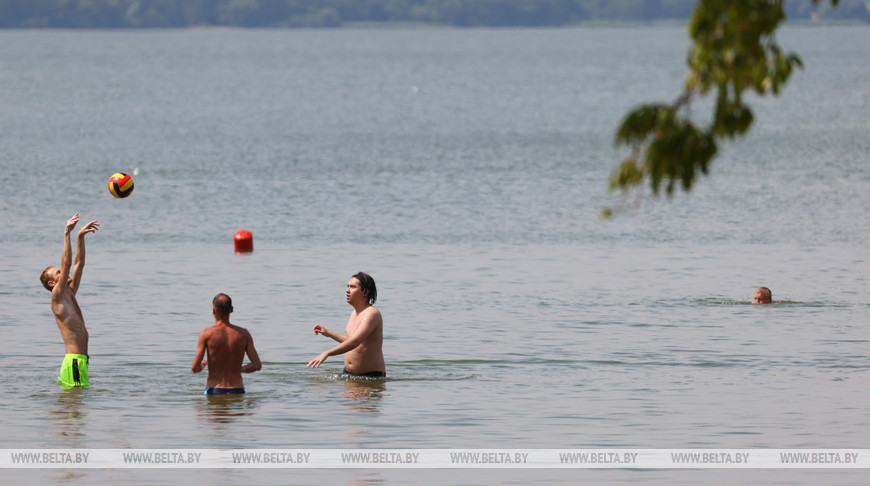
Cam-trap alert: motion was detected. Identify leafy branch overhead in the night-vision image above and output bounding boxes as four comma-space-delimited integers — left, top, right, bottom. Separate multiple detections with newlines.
609, 0, 840, 205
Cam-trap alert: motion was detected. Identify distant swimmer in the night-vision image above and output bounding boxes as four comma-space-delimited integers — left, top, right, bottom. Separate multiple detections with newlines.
192, 293, 262, 395
752, 286, 773, 304
308, 272, 385, 378
40, 214, 100, 387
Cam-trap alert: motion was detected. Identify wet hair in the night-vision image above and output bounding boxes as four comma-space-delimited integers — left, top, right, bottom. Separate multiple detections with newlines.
352, 272, 377, 305
213, 293, 233, 315
756, 286, 772, 303
40, 266, 55, 291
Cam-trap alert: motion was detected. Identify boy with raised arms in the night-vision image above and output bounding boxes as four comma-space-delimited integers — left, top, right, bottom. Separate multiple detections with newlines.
40, 214, 99, 387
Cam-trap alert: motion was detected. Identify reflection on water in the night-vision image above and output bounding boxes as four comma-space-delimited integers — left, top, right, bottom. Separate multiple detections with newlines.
340, 376, 387, 460
195, 394, 260, 425
49, 387, 87, 438
48, 471, 87, 484
48, 388, 89, 484
349, 471, 386, 485
342, 377, 386, 414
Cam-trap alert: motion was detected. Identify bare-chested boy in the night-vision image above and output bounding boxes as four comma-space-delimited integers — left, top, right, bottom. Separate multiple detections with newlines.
308, 272, 385, 377
192, 293, 261, 395
40, 214, 100, 387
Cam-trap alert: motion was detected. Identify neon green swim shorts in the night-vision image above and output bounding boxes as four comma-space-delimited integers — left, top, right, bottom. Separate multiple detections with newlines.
58, 354, 89, 387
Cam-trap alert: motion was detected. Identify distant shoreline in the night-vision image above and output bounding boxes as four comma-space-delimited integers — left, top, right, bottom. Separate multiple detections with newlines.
2, 19, 866, 31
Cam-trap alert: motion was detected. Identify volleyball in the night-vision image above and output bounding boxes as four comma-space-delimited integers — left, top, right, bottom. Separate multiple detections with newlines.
108, 173, 134, 198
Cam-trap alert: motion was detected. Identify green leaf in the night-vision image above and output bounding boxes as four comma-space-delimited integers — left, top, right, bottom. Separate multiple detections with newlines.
609, 0, 840, 204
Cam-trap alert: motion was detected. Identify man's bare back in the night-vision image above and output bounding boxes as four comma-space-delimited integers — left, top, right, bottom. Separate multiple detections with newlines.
192, 294, 261, 393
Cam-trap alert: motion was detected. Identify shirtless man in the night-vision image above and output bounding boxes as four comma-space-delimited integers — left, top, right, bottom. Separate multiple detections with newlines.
192, 293, 262, 395
40, 214, 100, 387
752, 286, 773, 304
308, 272, 385, 377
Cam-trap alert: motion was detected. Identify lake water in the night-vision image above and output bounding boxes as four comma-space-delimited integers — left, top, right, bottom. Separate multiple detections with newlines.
0, 25, 868, 484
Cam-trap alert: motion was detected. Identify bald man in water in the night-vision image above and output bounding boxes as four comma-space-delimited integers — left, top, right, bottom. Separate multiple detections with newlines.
192, 293, 261, 395
753, 286, 773, 304
40, 214, 100, 387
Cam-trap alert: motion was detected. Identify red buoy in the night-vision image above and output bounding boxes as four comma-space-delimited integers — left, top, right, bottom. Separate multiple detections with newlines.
234, 230, 253, 253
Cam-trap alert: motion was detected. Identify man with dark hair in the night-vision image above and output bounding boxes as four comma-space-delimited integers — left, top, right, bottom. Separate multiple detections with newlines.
308, 272, 385, 377
752, 286, 773, 304
40, 214, 99, 387
192, 293, 262, 395
350, 271, 377, 305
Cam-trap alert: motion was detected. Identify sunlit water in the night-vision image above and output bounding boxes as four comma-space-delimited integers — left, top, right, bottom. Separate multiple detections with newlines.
0, 26, 868, 484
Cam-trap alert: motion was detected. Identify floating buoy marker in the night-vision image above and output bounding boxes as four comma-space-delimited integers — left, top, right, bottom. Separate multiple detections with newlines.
234, 230, 253, 253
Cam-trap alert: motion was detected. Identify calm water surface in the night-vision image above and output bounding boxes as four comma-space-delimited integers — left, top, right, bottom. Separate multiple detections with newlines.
0, 26, 868, 485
